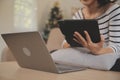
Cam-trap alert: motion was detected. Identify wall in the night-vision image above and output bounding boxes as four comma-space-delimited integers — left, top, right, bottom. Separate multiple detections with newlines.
0, 0, 14, 33
37, 0, 82, 31
0, 0, 14, 61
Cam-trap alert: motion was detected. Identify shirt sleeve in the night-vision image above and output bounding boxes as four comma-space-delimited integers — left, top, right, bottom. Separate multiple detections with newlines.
72, 10, 82, 19
108, 9, 120, 56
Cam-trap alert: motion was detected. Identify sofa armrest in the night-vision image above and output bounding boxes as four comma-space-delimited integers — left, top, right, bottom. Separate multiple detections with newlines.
46, 28, 64, 51
1, 47, 16, 62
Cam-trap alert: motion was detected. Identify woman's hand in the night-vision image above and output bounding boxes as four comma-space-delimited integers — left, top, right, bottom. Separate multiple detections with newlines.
73, 31, 105, 55
63, 42, 70, 48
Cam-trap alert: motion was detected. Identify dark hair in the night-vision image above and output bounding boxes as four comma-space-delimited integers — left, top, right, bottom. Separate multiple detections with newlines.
97, 0, 118, 7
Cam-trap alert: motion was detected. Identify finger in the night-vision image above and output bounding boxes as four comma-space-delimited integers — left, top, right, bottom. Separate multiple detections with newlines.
74, 32, 87, 46
84, 31, 92, 43
73, 32, 82, 42
73, 38, 81, 44
73, 38, 87, 47
74, 31, 86, 43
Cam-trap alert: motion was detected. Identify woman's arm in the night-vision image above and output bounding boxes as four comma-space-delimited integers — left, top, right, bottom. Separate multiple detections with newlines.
73, 31, 114, 55
62, 40, 71, 48
93, 47, 114, 54
63, 42, 70, 48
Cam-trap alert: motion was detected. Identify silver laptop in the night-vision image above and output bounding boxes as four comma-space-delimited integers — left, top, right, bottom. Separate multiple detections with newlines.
1, 31, 86, 73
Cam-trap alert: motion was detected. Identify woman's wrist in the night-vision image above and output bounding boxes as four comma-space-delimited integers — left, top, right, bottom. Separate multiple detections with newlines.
91, 47, 114, 55
63, 42, 70, 48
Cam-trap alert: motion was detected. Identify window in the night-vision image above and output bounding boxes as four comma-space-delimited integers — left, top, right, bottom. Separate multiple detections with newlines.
14, 0, 37, 31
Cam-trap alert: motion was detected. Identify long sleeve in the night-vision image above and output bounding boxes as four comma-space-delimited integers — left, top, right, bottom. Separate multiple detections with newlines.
108, 9, 120, 56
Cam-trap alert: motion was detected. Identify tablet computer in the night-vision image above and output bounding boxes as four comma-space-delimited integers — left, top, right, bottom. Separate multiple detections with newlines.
58, 19, 101, 47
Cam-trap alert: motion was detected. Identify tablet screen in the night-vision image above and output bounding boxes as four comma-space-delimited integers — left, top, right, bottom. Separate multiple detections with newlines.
58, 19, 101, 47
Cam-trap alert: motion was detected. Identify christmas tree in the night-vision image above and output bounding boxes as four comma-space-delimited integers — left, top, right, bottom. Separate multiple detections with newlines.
42, 1, 63, 42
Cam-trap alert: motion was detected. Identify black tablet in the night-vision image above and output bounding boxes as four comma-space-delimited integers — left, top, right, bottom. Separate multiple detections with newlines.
58, 19, 101, 47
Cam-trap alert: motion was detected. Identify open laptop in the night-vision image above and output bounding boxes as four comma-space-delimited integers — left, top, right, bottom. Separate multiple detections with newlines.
1, 32, 86, 73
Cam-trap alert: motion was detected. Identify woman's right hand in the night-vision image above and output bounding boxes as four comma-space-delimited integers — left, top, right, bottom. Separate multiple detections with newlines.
73, 31, 105, 54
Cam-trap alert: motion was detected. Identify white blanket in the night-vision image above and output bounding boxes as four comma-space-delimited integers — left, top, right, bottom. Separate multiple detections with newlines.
51, 47, 118, 70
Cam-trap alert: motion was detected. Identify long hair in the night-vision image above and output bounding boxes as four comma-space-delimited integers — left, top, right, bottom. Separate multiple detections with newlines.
97, 0, 118, 7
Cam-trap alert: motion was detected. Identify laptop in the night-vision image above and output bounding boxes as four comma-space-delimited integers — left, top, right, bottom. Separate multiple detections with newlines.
58, 19, 100, 47
1, 32, 86, 73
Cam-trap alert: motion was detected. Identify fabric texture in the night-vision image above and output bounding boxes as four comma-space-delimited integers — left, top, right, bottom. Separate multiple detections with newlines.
73, 4, 120, 55
51, 48, 118, 70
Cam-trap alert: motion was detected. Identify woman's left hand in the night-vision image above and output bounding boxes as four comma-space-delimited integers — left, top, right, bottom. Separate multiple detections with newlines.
73, 31, 105, 55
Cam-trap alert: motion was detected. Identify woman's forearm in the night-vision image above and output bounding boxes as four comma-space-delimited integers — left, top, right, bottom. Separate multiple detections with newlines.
95, 47, 114, 55
63, 42, 70, 48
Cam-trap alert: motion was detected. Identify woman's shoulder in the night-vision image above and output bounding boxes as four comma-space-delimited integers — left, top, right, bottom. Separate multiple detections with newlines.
97, 3, 120, 20
72, 8, 83, 19
105, 3, 120, 15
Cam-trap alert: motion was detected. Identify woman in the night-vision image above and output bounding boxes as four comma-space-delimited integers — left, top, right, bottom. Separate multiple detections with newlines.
52, 0, 120, 70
